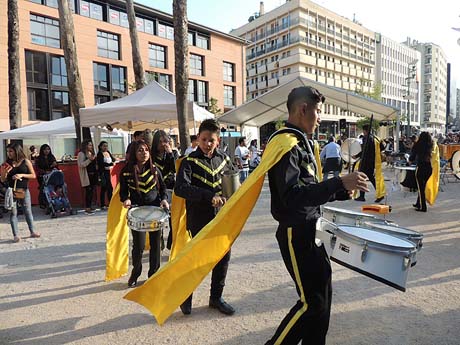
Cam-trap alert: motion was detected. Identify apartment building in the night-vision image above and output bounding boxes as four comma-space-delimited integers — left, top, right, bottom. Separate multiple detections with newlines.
375, 34, 421, 132
457, 88, 460, 121
0, 0, 246, 131
406, 40, 448, 134
230, 0, 376, 132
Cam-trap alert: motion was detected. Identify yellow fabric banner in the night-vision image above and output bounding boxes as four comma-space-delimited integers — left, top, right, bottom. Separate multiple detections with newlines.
105, 184, 129, 281
426, 143, 440, 206
314, 140, 323, 182
123, 132, 299, 325
105, 184, 151, 282
374, 138, 386, 199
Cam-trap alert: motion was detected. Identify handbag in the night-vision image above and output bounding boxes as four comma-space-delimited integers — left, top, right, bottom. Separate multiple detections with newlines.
13, 180, 26, 199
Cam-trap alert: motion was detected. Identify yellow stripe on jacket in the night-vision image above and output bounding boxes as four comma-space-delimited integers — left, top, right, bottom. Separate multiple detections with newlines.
123, 133, 300, 325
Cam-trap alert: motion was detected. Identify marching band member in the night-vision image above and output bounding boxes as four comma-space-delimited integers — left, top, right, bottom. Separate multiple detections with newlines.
119, 140, 169, 288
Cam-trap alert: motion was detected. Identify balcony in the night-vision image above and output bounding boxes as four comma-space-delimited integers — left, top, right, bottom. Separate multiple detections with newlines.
357, 70, 363, 78
326, 61, 335, 70
363, 71, 370, 80
334, 63, 342, 72
342, 81, 350, 89
299, 54, 316, 65
268, 78, 279, 88
317, 75, 326, 84
349, 68, 357, 76
334, 80, 342, 88
342, 66, 350, 74
258, 64, 267, 74
279, 55, 298, 68
248, 67, 257, 77
257, 80, 268, 90
267, 61, 279, 71
248, 83, 257, 92
317, 59, 326, 68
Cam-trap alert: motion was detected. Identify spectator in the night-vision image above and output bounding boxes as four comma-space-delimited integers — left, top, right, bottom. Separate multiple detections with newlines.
77, 140, 98, 214
320, 136, 342, 180
184, 135, 198, 155
36, 144, 58, 209
29, 146, 39, 161
234, 136, 250, 183
1, 143, 40, 242
97, 141, 115, 209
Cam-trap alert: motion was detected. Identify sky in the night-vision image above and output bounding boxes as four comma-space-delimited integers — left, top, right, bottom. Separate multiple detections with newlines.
138, 0, 460, 82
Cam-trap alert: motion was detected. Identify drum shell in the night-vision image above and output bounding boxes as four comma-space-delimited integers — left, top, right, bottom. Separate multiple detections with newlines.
222, 171, 240, 199
316, 220, 416, 292
127, 206, 169, 232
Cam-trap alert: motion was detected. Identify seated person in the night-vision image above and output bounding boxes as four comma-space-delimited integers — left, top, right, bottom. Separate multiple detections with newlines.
50, 185, 71, 212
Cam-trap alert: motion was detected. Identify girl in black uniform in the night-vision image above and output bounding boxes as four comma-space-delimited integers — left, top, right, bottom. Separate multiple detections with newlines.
409, 132, 433, 212
151, 130, 178, 249
120, 140, 169, 287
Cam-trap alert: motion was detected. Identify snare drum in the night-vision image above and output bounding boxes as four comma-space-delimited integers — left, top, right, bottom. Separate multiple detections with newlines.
316, 221, 417, 292
363, 222, 423, 251
322, 206, 382, 226
127, 206, 169, 232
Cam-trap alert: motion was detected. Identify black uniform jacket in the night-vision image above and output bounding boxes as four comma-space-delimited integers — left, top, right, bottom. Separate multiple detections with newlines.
268, 123, 348, 229
153, 151, 178, 189
174, 147, 232, 233
119, 163, 167, 206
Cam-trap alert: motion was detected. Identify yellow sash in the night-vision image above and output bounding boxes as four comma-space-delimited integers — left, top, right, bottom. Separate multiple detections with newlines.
425, 143, 440, 205
313, 140, 323, 182
374, 138, 386, 199
123, 133, 299, 325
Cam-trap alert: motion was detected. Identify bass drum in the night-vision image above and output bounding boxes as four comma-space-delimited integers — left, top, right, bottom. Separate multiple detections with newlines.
341, 138, 362, 163
450, 150, 460, 180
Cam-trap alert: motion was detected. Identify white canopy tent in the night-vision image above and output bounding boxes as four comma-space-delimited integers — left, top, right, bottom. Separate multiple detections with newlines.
80, 81, 214, 131
0, 117, 127, 161
218, 76, 399, 127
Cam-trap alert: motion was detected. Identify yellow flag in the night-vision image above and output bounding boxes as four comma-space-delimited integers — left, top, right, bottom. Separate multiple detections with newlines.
105, 184, 151, 282
105, 184, 129, 281
374, 138, 386, 199
123, 132, 299, 325
425, 142, 440, 205
314, 140, 323, 181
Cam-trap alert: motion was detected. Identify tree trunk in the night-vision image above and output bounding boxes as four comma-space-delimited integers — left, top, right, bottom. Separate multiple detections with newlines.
126, 0, 145, 90
7, 0, 21, 130
173, 0, 190, 153
57, 0, 90, 146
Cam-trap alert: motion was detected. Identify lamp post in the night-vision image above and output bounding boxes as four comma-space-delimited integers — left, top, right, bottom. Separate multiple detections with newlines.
404, 60, 418, 138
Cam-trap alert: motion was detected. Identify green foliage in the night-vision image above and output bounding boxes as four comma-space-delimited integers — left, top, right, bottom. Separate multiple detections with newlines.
355, 79, 382, 101
208, 97, 222, 115
356, 117, 380, 132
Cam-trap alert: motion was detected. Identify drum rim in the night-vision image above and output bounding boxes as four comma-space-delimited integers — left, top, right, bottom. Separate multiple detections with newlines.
127, 205, 169, 223
335, 225, 416, 251
322, 206, 376, 218
363, 221, 423, 239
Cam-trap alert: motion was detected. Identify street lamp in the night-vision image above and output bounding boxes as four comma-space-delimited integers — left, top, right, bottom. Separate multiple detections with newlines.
404, 60, 418, 138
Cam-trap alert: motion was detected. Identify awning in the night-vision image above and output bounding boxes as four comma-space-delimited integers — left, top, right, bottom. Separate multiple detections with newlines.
218, 76, 399, 127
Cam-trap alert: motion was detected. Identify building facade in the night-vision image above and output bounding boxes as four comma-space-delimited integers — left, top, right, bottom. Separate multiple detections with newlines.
0, 0, 246, 131
406, 40, 448, 134
375, 34, 421, 133
457, 88, 460, 122
230, 0, 377, 132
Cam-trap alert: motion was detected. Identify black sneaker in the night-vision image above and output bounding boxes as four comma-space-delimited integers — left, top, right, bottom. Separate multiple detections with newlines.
355, 196, 366, 202
127, 277, 138, 288
374, 197, 384, 203
209, 297, 235, 315
180, 296, 192, 315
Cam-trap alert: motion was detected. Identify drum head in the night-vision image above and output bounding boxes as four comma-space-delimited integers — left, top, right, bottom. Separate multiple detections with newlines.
341, 138, 362, 163
363, 222, 421, 237
323, 206, 375, 218
128, 206, 168, 223
338, 225, 415, 249
451, 150, 460, 180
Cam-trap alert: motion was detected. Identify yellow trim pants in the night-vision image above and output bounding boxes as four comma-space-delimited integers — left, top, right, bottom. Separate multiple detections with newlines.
266, 223, 332, 345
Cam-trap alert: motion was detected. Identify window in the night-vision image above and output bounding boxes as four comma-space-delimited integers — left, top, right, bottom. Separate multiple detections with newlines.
146, 72, 172, 91
190, 54, 204, 76
149, 44, 166, 69
224, 85, 235, 107
93, 62, 127, 104
188, 79, 208, 105
196, 35, 209, 49
30, 14, 60, 48
80, 1, 104, 21
30, 0, 76, 11
97, 30, 120, 60
223, 62, 234, 82
158, 22, 174, 40
50, 55, 68, 86
25, 50, 70, 121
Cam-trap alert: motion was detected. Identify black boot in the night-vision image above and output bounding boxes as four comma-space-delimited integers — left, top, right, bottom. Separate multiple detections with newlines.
209, 297, 235, 315
180, 295, 192, 315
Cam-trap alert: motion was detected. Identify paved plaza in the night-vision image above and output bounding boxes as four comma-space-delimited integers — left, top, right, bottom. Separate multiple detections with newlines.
1, 169, 460, 345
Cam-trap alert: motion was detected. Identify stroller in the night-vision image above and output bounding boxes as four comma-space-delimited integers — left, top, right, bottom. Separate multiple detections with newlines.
42, 170, 73, 218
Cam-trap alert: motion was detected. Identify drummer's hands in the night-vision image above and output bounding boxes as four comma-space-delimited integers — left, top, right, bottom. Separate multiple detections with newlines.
211, 195, 226, 208
160, 199, 169, 210
123, 199, 132, 209
340, 171, 370, 193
